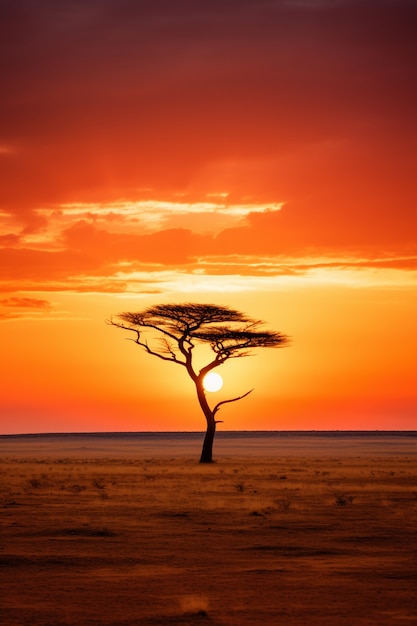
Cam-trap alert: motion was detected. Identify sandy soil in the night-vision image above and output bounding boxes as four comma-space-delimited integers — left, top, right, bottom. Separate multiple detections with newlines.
0, 435, 416, 625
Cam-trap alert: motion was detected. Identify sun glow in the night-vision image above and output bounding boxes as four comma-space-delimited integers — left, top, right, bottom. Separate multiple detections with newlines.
203, 372, 223, 392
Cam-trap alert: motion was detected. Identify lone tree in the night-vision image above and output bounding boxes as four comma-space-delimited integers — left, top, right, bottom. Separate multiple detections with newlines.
108, 303, 289, 463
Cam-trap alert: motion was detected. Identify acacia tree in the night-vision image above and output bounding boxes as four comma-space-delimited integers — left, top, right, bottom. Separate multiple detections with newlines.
108, 303, 289, 463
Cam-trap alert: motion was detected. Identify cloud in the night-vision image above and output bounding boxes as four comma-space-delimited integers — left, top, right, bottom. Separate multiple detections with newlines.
0, 205, 415, 296
0, 233, 20, 246
0, 297, 50, 309
0, 295, 52, 321
0, 193, 415, 298
37, 199, 283, 235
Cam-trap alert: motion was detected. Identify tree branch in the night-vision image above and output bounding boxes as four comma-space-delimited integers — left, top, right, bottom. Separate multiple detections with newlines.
107, 319, 186, 366
116, 317, 180, 343
213, 389, 254, 416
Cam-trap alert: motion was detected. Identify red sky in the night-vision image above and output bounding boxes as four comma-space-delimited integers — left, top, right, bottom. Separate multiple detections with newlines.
1, 0, 416, 433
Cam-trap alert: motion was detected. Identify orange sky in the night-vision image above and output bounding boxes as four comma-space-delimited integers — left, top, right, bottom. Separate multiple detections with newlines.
1, 0, 416, 434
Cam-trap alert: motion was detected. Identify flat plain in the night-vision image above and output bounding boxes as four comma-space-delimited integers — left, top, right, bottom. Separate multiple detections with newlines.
0, 434, 416, 625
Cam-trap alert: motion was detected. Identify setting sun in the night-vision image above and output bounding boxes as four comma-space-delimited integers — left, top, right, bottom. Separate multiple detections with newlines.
203, 372, 224, 393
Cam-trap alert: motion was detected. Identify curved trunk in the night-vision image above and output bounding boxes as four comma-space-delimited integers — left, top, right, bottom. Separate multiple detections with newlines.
195, 379, 216, 463
200, 419, 216, 463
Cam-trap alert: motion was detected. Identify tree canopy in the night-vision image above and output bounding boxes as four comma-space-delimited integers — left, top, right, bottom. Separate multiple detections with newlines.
113, 303, 288, 367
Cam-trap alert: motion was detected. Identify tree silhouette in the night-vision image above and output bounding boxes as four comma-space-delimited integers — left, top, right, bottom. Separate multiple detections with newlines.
108, 303, 289, 463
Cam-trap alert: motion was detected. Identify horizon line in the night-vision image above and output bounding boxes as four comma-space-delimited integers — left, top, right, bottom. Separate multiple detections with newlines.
1, 429, 416, 438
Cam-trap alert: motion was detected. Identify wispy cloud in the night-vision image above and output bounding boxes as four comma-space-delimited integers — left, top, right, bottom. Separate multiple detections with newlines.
0, 297, 50, 309
1, 250, 414, 297
0, 296, 52, 321
0, 191, 415, 297
34, 199, 284, 236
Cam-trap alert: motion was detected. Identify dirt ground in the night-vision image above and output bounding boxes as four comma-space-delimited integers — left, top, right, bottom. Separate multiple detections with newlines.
0, 435, 416, 625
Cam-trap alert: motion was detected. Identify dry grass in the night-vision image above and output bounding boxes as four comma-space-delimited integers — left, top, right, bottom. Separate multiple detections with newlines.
0, 441, 416, 625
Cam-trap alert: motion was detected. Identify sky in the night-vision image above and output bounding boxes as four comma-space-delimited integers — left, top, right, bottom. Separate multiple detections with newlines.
0, 0, 416, 434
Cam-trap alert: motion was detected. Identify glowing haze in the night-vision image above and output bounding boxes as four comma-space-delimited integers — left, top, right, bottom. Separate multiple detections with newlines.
1, 0, 416, 434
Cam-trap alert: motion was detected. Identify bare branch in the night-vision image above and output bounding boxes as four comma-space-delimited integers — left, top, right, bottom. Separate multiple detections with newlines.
213, 389, 254, 416
107, 319, 186, 365
113, 314, 181, 344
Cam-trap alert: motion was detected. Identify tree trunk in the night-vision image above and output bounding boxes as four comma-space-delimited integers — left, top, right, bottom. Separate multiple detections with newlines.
200, 418, 216, 463
194, 377, 216, 463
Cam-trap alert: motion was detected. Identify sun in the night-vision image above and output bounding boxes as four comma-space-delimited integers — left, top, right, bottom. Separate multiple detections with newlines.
203, 371, 223, 392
